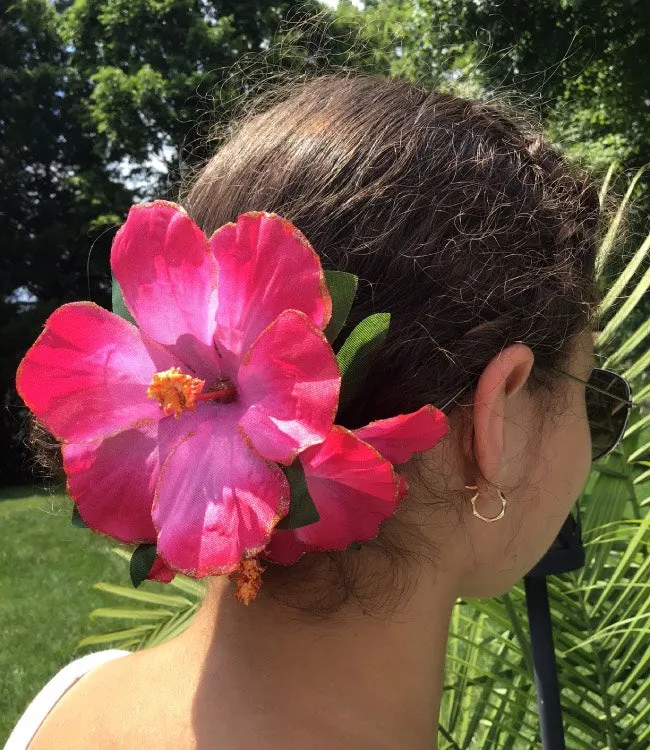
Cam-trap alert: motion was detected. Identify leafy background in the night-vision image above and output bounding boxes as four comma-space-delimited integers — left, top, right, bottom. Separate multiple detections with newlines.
1, 0, 649, 747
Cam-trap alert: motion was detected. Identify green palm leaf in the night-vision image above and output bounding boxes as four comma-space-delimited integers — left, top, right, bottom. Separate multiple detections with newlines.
595, 164, 649, 279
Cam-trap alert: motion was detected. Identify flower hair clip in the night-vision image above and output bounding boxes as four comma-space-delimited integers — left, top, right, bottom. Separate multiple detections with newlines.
16, 202, 449, 604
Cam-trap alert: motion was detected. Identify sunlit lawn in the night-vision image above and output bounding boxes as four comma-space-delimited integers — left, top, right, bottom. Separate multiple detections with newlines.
0, 486, 134, 742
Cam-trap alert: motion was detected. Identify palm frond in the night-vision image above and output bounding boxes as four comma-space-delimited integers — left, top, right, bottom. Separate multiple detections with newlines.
78, 548, 205, 652
595, 164, 648, 279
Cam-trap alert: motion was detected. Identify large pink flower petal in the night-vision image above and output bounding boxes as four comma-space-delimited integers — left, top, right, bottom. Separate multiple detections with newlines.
237, 310, 340, 465
353, 405, 449, 465
16, 302, 180, 443
264, 426, 404, 564
210, 212, 331, 361
62, 424, 159, 544
111, 201, 219, 355
152, 409, 290, 577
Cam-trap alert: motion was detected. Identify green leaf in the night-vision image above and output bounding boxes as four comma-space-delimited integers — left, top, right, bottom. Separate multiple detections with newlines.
129, 543, 157, 588
112, 273, 136, 324
596, 164, 649, 278
71, 505, 88, 528
78, 625, 158, 648
589, 464, 628, 479
347, 542, 362, 551
323, 270, 358, 344
89, 607, 175, 621
142, 603, 199, 648
275, 461, 320, 530
596, 263, 650, 347
635, 469, 650, 486
623, 345, 650, 382
166, 575, 206, 597
336, 312, 391, 414
597, 162, 617, 209
93, 582, 191, 608
603, 315, 650, 367
598, 228, 650, 320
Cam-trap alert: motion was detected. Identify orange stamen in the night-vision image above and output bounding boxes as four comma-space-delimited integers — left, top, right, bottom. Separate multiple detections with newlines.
147, 367, 205, 418
231, 558, 265, 605
147, 369, 237, 418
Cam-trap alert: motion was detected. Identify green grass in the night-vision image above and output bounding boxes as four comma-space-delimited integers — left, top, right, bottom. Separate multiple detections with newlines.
0, 486, 136, 743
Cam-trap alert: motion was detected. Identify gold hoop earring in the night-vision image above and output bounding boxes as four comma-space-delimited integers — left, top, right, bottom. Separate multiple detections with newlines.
464, 485, 507, 523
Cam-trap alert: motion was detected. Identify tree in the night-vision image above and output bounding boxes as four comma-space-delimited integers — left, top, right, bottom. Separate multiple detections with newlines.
58, 0, 334, 182
0, 0, 132, 483
0, 0, 354, 484
353, 0, 650, 170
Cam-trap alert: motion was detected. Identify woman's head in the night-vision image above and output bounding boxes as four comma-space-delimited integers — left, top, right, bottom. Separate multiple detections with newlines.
186, 73, 601, 611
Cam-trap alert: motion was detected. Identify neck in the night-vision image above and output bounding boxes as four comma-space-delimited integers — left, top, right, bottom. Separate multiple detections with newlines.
173, 550, 460, 750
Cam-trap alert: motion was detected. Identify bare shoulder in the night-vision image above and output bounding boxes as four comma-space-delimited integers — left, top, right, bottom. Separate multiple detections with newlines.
29, 648, 197, 749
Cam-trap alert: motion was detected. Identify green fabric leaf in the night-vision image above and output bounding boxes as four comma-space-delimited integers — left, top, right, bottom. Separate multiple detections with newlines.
336, 312, 391, 414
275, 461, 320, 530
130, 543, 157, 588
71, 505, 88, 528
112, 273, 136, 324
347, 542, 363, 551
323, 270, 358, 345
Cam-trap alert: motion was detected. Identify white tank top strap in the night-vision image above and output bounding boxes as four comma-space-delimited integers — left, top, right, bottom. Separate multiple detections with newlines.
3, 649, 130, 750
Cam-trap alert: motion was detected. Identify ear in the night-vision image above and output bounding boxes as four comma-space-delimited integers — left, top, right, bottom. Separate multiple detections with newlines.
470, 343, 535, 485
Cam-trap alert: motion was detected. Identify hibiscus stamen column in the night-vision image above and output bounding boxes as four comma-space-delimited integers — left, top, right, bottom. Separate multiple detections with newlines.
229, 558, 266, 605
147, 368, 237, 418
195, 376, 237, 404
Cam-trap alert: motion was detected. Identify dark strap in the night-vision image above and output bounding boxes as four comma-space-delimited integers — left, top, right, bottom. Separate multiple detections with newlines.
524, 576, 566, 749
524, 510, 584, 749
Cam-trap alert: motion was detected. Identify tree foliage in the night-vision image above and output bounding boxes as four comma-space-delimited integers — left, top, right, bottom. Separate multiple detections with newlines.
0, 0, 337, 482
59, 0, 299, 170
1, 0, 133, 481
463, 0, 650, 169
355, 0, 650, 169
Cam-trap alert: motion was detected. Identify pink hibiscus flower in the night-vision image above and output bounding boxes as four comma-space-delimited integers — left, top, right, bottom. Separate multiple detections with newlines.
265, 405, 449, 564
16, 201, 341, 579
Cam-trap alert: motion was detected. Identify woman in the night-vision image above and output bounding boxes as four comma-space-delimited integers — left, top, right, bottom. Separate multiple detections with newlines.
10, 73, 603, 749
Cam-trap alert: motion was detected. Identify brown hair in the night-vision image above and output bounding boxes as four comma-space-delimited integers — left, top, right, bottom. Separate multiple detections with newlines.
30, 72, 602, 617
